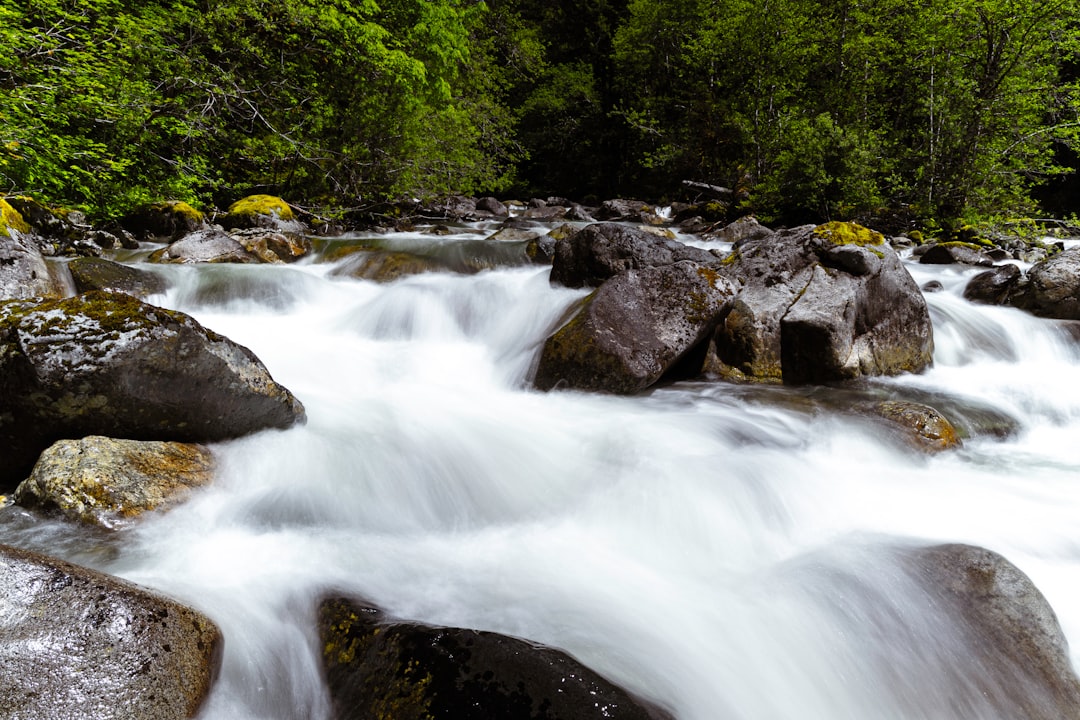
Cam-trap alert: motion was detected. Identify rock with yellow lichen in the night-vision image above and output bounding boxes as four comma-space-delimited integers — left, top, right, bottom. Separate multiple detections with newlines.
121, 200, 208, 241
220, 194, 307, 234
0, 198, 64, 300
318, 595, 673, 720
13, 436, 215, 529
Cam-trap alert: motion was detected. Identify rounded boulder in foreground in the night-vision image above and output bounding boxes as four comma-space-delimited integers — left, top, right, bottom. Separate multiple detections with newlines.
0, 543, 222, 719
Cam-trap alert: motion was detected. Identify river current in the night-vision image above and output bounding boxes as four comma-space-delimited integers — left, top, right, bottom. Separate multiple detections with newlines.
5, 225, 1080, 719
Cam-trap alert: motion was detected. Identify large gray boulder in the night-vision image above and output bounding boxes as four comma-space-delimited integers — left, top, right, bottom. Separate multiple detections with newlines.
1010, 246, 1080, 320
13, 436, 215, 529
534, 262, 735, 393
550, 222, 717, 288
0, 544, 222, 720
711, 222, 933, 384
0, 290, 305, 489
905, 543, 1080, 719
68, 257, 170, 298
318, 596, 672, 720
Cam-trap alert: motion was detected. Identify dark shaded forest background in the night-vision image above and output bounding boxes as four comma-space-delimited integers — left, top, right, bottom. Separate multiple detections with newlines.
3, 0, 1080, 229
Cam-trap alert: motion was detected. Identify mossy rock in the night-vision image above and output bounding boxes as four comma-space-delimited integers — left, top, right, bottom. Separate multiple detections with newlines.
0, 198, 32, 238
220, 194, 307, 233
813, 221, 885, 246
121, 200, 207, 241
866, 400, 963, 453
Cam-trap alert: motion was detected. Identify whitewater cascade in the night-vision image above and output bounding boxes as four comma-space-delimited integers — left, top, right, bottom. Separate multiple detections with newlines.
3, 227, 1080, 720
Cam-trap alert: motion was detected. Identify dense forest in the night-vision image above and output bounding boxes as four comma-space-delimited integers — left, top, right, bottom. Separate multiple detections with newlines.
3, 0, 1080, 229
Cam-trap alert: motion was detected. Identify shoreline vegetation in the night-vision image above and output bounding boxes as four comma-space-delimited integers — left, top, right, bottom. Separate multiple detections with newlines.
4, 0, 1080, 231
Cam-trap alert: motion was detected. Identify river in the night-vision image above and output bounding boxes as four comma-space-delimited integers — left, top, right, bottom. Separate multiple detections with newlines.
4, 224, 1080, 719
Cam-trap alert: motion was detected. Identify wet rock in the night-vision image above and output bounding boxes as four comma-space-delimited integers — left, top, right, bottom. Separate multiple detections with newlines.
711, 222, 933, 384
149, 228, 262, 264
68, 257, 170, 298
0, 290, 305, 489
918, 242, 995, 267
865, 400, 963, 453
229, 227, 312, 263
476, 196, 509, 216
318, 596, 672, 720
1, 202, 64, 300
534, 262, 735, 393
120, 201, 208, 242
1010, 247, 1080, 320
487, 226, 543, 243
904, 544, 1080, 719
523, 205, 568, 222
525, 236, 557, 264
595, 199, 656, 223
0, 543, 222, 720
921, 280, 945, 293
218, 194, 307, 234
708, 215, 774, 244
550, 222, 716, 289
963, 263, 1022, 305
13, 436, 215, 529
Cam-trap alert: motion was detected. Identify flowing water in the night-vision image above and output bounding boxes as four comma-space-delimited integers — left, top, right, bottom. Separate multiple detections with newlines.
4, 227, 1080, 719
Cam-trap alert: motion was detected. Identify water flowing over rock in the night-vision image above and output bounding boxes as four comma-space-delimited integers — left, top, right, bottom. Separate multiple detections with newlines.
550, 222, 717, 289
904, 544, 1080, 719
0, 290, 305, 489
13, 436, 215, 529
318, 596, 673, 720
0, 543, 221, 720
864, 400, 963, 453
710, 222, 933, 384
534, 262, 735, 393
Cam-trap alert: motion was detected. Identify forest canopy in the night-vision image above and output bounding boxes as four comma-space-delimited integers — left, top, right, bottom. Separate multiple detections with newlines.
2, 0, 1080, 228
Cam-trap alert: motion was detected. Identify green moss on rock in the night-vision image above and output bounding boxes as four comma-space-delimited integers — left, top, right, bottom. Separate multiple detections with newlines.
227, 194, 295, 221
0, 198, 32, 238
813, 221, 884, 247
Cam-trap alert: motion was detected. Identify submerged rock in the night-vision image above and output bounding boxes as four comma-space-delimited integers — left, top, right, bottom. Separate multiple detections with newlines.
711, 222, 933, 384
904, 544, 1080, 719
13, 436, 215, 529
318, 596, 672, 720
865, 400, 963, 453
0, 543, 222, 720
534, 262, 735, 393
0, 290, 305, 489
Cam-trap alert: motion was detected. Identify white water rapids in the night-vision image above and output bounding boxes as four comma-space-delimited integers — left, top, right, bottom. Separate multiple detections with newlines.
5, 227, 1080, 719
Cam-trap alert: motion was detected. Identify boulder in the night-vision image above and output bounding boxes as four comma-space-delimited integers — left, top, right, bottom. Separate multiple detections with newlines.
595, 199, 654, 222
0, 290, 305, 489
0, 543, 221, 720
13, 436, 215, 529
963, 264, 1022, 305
534, 262, 735, 393
522, 205, 568, 222
330, 250, 456, 282
708, 215, 774, 244
487, 226, 543, 243
229, 227, 312, 263
149, 228, 262, 264
218, 194, 307, 234
550, 222, 716, 289
710, 222, 933, 384
68, 257, 170, 298
864, 400, 962, 453
476, 196, 509, 216
318, 595, 672, 720
120, 201, 208, 242
904, 543, 1080, 719
918, 242, 995, 267
1, 202, 64, 300
1010, 247, 1080, 320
